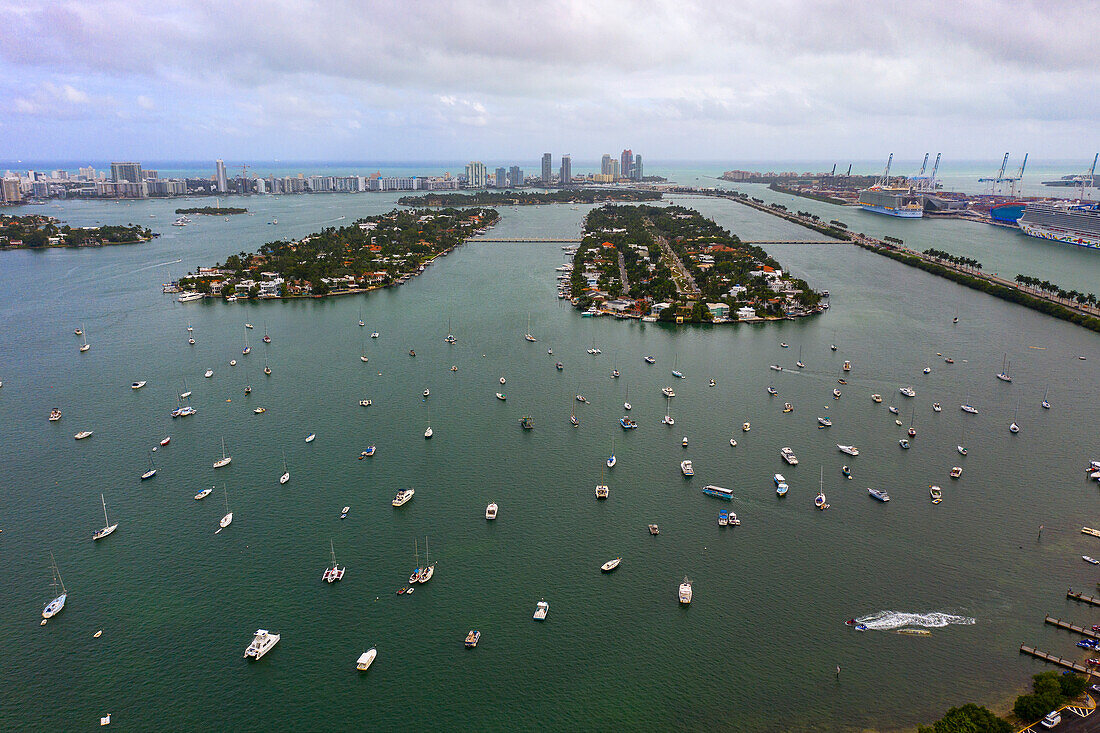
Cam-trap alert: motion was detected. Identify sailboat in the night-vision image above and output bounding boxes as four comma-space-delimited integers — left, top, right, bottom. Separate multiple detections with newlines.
188, 321, 195, 345
140, 453, 157, 480
262, 323, 271, 344
957, 426, 968, 456
570, 400, 579, 427
409, 539, 423, 583
92, 494, 118, 540
796, 345, 805, 369
607, 438, 616, 468
960, 393, 978, 414
358, 306, 365, 328
662, 395, 674, 425
907, 404, 917, 438
595, 463, 609, 499
360, 330, 369, 362
623, 386, 631, 411
1010, 400, 1020, 433
242, 330, 251, 355
79, 324, 90, 352
524, 313, 537, 342
263, 352, 271, 375
219, 487, 233, 529
419, 537, 435, 583
322, 540, 345, 582
424, 403, 433, 438
279, 450, 290, 484
671, 356, 684, 379
444, 316, 456, 344
42, 552, 67, 619
814, 467, 829, 510
1041, 387, 1051, 410
996, 353, 1012, 382
953, 305, 959, 324
213, 437, 232, 468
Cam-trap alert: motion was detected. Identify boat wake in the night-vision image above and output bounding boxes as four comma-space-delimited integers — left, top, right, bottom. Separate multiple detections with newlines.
855, 610, 975, 631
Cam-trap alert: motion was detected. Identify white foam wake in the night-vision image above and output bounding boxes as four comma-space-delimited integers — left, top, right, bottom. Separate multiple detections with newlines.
855, 610, 976, 630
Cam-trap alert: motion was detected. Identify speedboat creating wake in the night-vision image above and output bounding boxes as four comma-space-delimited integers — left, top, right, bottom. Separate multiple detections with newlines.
850, 610, 976, 631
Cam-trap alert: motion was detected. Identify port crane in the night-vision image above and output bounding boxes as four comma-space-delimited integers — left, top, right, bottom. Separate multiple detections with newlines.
979, 153, 1026, 195
1080, 154, 1098, 200
911, 153, 942, 192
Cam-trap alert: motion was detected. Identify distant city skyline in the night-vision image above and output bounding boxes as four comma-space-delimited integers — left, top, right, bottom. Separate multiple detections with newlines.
1, 2, 1097, 161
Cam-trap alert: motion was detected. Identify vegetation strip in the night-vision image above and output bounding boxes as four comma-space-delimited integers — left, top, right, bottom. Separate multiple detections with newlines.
0, 213, 153, 248
398, 189, 662, 207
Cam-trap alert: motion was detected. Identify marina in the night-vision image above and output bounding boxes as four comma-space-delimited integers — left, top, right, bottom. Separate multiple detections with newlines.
2, 182, 1099, 731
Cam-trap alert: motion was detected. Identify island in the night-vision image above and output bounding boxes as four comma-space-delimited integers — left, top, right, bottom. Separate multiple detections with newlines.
0, 213, 154, 248
178, 207, 498, 299
565, 204, 823, 323
398, 189, 662, 207
175, 206, 247, 215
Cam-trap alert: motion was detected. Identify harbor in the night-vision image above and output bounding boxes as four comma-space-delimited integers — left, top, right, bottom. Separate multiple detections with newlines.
1, 182, 1099, 731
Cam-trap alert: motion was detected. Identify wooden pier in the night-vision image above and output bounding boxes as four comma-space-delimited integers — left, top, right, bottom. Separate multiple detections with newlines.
1068, 590, 1100, 607
1046, 616, 1100, 639
1019, 645, 1091, 673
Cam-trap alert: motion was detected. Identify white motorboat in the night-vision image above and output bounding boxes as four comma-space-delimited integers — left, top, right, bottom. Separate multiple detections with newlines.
213, 438, 232, 468
495, 392, 506, 401
341, 506, 350, 519
742, 422, 751, 431
678, 577, 692, 604
371, 332, 379, 339
305, 433, 315, 443
204, 369, 214, 378
131, 381, 146, 390
356, 648, 377, 671
533, 600, 549, 621
899, 386, 916, 397
359, 399, 372, 407
780, 447, 798, 465
837, 444, 859, 456
244, 629, 280, 660
871, 394, 882, 403
49, 408, 62, 421
682, 437, 688, 447
194, 487, 213, 500
92, 494, 117, 541
868, 488, 890, 502
661, 387, 675, 398
74, 430, 93, 440
230, 359, 236, 366
680, 460, 694, 477
932, 402, 942, 412
601, 557, 621, 572
424, 426, 433, 439
392, 489, 414, 507
423, 388, 430, 398
729, 438, 737, 447
485, 502, 498, 519
42, 553, 67, 619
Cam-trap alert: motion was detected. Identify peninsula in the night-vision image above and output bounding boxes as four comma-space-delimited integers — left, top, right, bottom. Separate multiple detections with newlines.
178, 207, 498, 298
0, 213, 154, 248
566, 204, 823, 323
175, 206, 247, 215
398, 189, 662, 207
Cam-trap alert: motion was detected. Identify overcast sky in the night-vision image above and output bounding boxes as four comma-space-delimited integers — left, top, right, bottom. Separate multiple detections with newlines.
0, 0, 1096, 164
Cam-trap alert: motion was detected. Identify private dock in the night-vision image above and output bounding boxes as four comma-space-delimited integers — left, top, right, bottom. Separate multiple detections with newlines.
1068, 590, 1100, 607
1019, 644, 1091, 673
1046, 615, 1100, 639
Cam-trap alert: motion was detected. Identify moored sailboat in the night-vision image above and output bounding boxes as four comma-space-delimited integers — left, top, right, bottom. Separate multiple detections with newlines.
92, 494, 118, 540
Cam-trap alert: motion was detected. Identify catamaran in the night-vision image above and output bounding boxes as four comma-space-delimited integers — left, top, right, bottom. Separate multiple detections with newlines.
322, 540, 345, 583
92, 494, 118, 540
678, 577, 693, 604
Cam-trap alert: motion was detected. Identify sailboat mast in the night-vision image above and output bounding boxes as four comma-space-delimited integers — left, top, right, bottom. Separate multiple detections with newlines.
102, 494, 109, 525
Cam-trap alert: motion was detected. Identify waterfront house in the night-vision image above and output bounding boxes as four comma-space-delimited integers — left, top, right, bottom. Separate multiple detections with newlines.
706, 302, 730, 320
650, 301, 672, 317
736, 305, 759, 321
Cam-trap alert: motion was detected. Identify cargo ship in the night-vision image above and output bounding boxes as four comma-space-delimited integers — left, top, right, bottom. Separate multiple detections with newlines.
1017, 202, 1100, 249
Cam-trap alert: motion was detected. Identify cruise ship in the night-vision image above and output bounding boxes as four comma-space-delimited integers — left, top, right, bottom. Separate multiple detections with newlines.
857, 186, 924, 218
1017, 202, 1100, 250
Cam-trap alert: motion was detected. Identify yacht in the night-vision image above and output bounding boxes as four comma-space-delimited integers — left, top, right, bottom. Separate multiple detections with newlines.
606, 453, 616, 469
423, 388, 430, 398
322, 541, 345, 583
601, 557, 621, 572
194, 487, 213, 500
92, 494, 117, 541
74, 430, 93, 440
341, 506, 350, 519
177, 291, 203, 303
648, 524, 660, 535
131, 381, 146, 390
899, 386, 916, 398
837, 444, 859, 456
519, 415, 534, 429
944, 356, 954, 363
371, 332, 379, 339
244, 629, 280, 660
680, 460, 694, 477
923, 367, 931, 374
818, 417, 832, 427
708, 379, 716, 387
867, 488, 890, 502
359, 399, 372, 407
575, 394, 585, 402
960, 402, 979, 414
930, 485, 943, 504
533, 600, 549, 621
245, 323, 254, 329
815, 492, 828, 510
279, 452, 290, 484
49, 408, 62, 421
595, 484, 609, 500
392, 489, 414, 507
464, 631, 481, 648
950, 466, 963, 479
729, 438, 737, 447
678, 578, 693, 604
79, 327, 90, 352
644, 356, 656, 364
253, 407, 266, 414
42, 553, 67, 619
356, 648, 377, 670
780, 447, 798, 465
485, 502, 498, 520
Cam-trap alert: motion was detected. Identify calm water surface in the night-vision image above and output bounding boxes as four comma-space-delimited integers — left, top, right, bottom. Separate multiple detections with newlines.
1, 192, 1098, 731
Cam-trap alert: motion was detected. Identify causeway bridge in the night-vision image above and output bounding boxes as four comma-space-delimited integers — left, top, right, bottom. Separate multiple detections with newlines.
471, 238, 842, 245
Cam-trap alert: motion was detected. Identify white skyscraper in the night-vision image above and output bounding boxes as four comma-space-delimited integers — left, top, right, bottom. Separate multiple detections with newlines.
215, 159, 228, 193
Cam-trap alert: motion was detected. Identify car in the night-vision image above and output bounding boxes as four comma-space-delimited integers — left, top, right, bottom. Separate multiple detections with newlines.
1090, 683, 1100, 694
1040, 711, 1061, 729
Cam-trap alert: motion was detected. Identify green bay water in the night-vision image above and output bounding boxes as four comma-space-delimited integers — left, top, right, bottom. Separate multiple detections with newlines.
1, 192, 1099, 731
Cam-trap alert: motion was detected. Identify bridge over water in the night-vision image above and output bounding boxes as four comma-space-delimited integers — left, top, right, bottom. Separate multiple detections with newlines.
471, 238, 843, 245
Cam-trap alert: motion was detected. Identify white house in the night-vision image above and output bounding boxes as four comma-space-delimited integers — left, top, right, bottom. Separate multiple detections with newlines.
736, 305, 758, 320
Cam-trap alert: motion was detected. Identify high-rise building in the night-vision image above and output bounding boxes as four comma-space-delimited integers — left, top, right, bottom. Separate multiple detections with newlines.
601, 154, 612, 175
465, 161, 487, 188
495, 167, 507, 188
215, 160, 228, 193
1, 177, 22, 204
541, 153, 553, 184
110, 162, 143, 183
620, 150, 633, 180
611, 159, 621, 179
633, 154, 643, 181
559, 155, 572, 187
509, 166, 522, 187
78, 166, 97, 181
